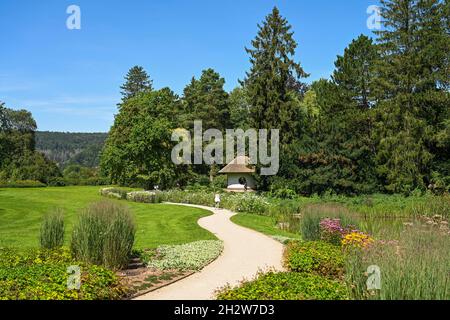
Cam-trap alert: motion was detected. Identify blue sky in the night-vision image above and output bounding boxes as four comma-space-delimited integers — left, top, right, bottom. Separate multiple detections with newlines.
0, 0, 380, 132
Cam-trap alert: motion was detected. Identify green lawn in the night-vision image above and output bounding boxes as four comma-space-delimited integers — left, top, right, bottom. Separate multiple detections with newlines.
231, 213, 300, 239
0, 186, 215, 249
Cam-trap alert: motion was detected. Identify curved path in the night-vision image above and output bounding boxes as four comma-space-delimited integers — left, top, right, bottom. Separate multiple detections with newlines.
134, 203, 284, 300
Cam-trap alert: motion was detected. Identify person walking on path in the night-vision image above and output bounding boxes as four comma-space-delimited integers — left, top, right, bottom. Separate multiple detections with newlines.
214, 193, 221, 208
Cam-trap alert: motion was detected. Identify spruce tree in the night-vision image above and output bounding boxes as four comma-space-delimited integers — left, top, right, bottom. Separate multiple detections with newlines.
374, 0, 449, 193
295, 37, 380, 195
243, 7, 308, 145
181, 68, 229, 131
120, 66, 153, 101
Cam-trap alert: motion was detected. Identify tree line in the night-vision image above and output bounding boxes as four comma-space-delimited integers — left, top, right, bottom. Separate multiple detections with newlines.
0, 106, 108, 185
36, 131, 107, 168
0, 103, 60, 183
102, 1, 449, 195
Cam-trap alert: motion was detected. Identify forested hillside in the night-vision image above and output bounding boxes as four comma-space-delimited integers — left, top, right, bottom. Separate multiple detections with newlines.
36, 132, 107, 168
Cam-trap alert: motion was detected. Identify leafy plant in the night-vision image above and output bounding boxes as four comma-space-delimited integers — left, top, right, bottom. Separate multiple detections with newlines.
40, 209, 65, 249
284, 241, 344, 279
216, 271, 348, 300
0, 247, 126, 300
146, 240, 223, 271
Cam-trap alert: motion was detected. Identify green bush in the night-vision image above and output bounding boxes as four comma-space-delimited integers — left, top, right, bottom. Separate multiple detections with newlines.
284, 241, 344, 279
211, 175, 227, 189
270, 188, 297, 199
0, 180, 47, 188
71, 201, 136, 270
40, 209, 65, 249
216, 271, 348, 300
99, 187, 128, 199
159, 190, 272, 214
126, 191, 162, 203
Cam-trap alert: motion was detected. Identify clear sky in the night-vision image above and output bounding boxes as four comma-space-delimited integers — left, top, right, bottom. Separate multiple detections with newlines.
0, 0, 380, 132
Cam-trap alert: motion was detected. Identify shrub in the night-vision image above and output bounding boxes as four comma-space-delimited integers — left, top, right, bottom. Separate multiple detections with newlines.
71, 201, 136, 270
270, 188, 297, 199
221, 193, 271, 215
216, 271, 348, 300
40, 209, 65, 249
99, 187, 128, 200
159, 190, 272, 215
146, 240, 223, 271
0, 180, 47, 188
0, 247, 126, 300
211, 175, 227, 189
284, 241, 344, 279
126, 190, 162, 203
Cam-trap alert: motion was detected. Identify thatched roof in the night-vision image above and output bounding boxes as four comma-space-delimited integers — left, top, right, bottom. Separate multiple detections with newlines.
219, 156, 255, 174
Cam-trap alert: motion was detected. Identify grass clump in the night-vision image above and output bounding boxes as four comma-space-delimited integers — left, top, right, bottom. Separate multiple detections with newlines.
40, 209, 65, 249
344, 218, 450, 300
71, 200, 136, 270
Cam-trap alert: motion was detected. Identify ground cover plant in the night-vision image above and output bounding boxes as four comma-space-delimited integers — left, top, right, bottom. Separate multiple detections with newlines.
145, 240, 224, 271
0, 247, 126, 300
216, 271, 348, 300
284, 241, 344, 279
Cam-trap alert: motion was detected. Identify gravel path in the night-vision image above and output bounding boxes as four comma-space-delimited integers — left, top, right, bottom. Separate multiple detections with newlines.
134, 203, 284, 300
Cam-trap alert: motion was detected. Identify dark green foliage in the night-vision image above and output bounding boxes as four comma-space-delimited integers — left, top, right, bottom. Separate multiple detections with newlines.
0, 247, 126, 300
293, 36, 380, 195
101, 88, 182, 189
216, 271, 348, 300
228, 87, 251, 129
0, 104, 61, 184
35, 131, 107, 168
181, 68, 230, 130
40, 209, 65, 249
71, 201, 136, 270
244, 7, 308, 145
284, 241, 345, 278
373, 0, 450, 193
0, 180, 47, 188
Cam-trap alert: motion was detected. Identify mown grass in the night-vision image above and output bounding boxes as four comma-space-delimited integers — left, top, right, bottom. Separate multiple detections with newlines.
231, 214, 301, 239
0, 186, 215, 249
